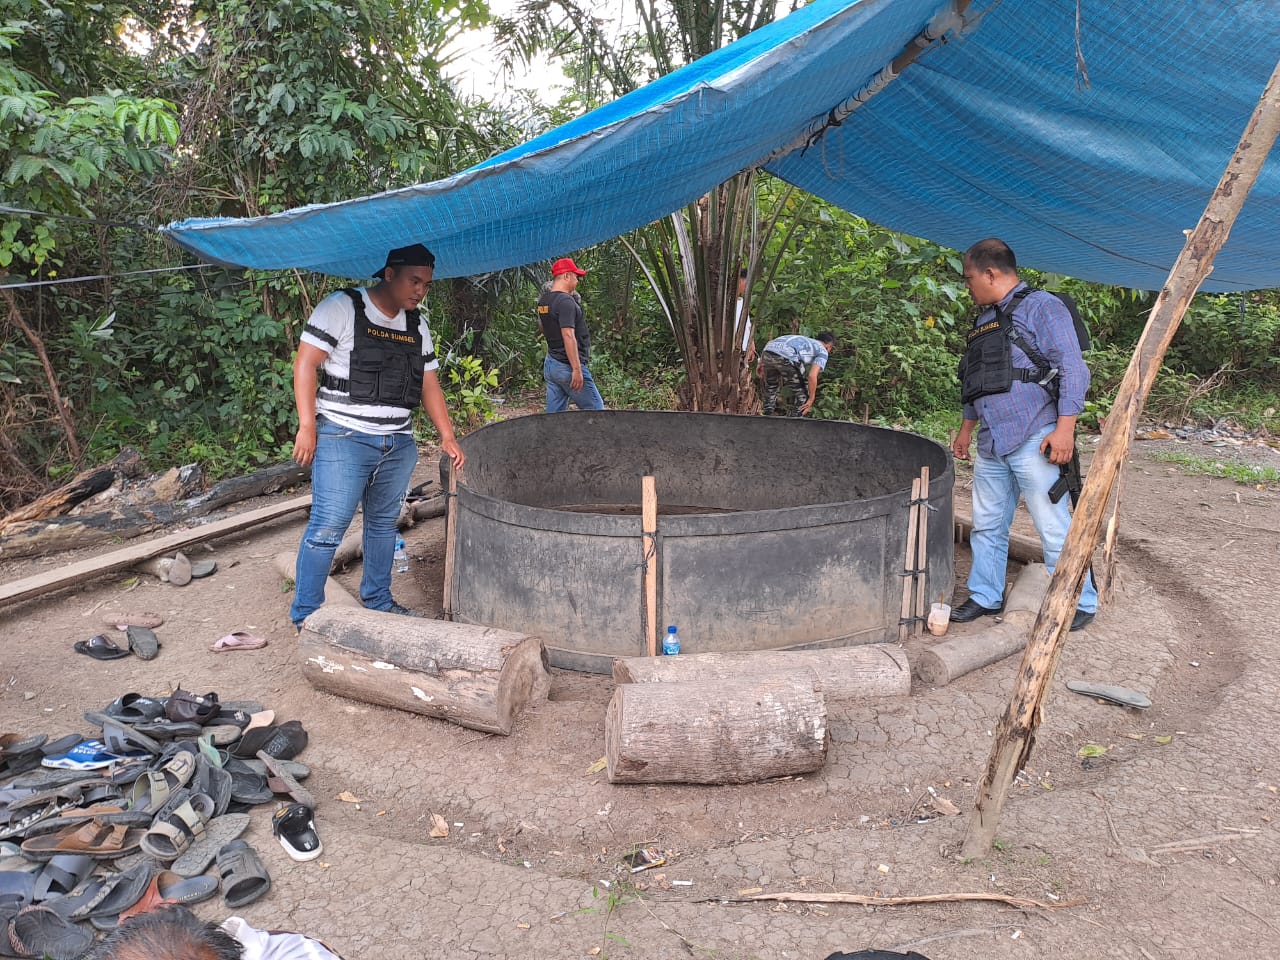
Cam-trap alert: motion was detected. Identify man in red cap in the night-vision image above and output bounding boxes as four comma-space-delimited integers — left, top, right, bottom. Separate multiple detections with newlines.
537, 257, 606, 412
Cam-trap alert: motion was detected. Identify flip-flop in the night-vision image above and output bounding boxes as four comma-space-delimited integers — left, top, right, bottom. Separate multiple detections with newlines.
1065, 680, 1152, 709
271, 803, 322, 862
30, 854, 93, 902
125, 626, 160, 661
168, 552, 193, 587
7, 903, 92, 960
169, 814, 250, 879
37, 736, 82, 759
230, 720, 307, 761
76, 861, 152, 922
191, 756, 233, 818
0, 873, 33, 911
72, 635, 130, 661
0, 735, 46, 758
189, 559, 217, 580
257, 752, 316, 809
101, 694, 167, 725
223, 762, 272, 806
100, 720, 160, 758
217, 839, 271, 908
155, 870, 217, 905
102, 612, 164, 631
240, 757, 308, 780
209, 631, 267, 653
130, 720, 203, 741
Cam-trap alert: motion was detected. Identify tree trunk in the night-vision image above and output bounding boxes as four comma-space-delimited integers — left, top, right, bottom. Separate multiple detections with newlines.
298, 606, 551, 735
612, 645, 910, 699
605, 679, 827, 784
0, 448, 142, 536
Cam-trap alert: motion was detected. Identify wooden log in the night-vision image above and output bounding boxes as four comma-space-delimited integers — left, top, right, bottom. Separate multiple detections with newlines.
0, 496, 312, 610
272, 551, 359, 609
0, 448, 142, 535
183, 462, 310, 513
0, 461, 309, 560
441, 469, 458, 621
329, 495, 447, 572
298, 606, 550, 735
962, 59, 1280, 858
605, 680, 827, 784
915, 563, 1050, 686
641, 475, 658, 657
953, 509, 1044, 564
612, 644, 911, 699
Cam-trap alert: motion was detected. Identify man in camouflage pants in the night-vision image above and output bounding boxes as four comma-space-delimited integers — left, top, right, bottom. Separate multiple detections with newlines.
757, 332, 836, 416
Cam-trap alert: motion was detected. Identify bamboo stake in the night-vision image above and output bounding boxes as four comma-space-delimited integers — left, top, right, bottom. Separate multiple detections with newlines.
913, 466, 931, 635
641, 475, 659, 656
441, 468, 458, 622
961, 55, 1280, 858
898, 477, 921, 641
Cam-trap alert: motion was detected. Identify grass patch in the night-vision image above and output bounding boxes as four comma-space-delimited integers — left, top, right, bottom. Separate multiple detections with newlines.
1151, 450, 1280, 486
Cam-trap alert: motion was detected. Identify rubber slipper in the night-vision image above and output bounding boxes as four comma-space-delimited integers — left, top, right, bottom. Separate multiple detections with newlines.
169, 814, 250, 879
30, 854, 93, 902
101, 720, 160, 758
209, 631, 267, 653
231, 720, 307, 761
129, 720, 203, 741
7, 903, 92, 960
37, 736, 82, 759
216, 839, 271, 908
224, 764, 272, 806
0, 873, 33, 911
257, 752, 316, 809
155, 869, 217, 906
192, 757, 233, 818
218, 700, 266, 715
139, 792, 214, 861
121, 751, 195, 816
168, 552, 192, 586
114, 873, 169, 925
20, 819, 146, 860
240, 757, 309, 780
125, 626, 160, 661
164, 689, 219, 726
72, 635, 130, 661
189, 559, 217, 580
0, 735, 46, 758
101, 694, 167, 725
1066, 680, 1152, 709
79, 861, 151, 921
102, 612, 163, 631
271, 803, 322, 862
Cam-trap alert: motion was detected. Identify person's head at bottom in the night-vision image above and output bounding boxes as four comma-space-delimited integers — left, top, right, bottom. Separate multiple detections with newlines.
90, 904, 242, 960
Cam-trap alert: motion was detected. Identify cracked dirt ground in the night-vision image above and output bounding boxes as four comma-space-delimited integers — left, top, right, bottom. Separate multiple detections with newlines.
2, 437, 1278, 959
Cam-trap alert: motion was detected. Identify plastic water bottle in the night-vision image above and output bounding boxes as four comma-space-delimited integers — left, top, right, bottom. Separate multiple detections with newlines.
394, 537, 408, 574
663, 625, 680, 656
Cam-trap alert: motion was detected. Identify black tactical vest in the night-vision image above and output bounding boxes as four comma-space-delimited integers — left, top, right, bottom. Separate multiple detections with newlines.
322, 288, 429, 409
958, 289, 1057, 405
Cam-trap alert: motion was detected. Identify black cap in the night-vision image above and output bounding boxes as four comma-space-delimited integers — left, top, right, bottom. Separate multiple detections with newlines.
378, 243, 436, 277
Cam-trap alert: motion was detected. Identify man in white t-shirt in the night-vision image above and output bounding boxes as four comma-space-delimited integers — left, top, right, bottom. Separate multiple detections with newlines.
289, 243, 465, 628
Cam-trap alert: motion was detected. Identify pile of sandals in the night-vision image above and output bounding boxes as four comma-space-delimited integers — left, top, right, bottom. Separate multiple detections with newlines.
0, 688, 320, 960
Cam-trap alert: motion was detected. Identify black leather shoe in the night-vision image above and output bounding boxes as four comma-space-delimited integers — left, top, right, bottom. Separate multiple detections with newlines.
1070, 609, 1096, 632
950, 597, 1004, 622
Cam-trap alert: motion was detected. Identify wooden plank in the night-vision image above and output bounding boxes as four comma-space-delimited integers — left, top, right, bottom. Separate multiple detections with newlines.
0, 495, 312, 610
441, 469, 458, 621
897, 477, 921, 641
913, 465, 930, 635
641, 475, 658, 657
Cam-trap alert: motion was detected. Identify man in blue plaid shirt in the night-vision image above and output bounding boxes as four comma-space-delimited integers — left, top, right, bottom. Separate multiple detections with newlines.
951, 238, 1098, 632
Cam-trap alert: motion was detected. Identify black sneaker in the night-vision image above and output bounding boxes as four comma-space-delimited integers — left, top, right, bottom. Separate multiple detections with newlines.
385, 601, 424, 618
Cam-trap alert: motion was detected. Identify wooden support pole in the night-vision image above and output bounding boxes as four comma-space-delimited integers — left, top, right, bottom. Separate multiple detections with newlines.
913, 466, 931, 634
961, 56, 1280, 859
897, 477, 921, 641
641, 475, 658, 657
441, 468, 458, 622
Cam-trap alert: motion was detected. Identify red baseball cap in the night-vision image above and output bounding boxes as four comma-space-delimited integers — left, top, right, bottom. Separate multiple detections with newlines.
551, 257, 586, 277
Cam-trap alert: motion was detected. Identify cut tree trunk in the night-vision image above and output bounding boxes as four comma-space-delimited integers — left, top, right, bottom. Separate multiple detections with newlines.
0, 448, 142, 536
329, 495, 447, 572
298, 606, 550, 735
612, 645, 910, 699
605, 680, 827, 784
915, 563, 1050, 686
953, 510, 1043, 564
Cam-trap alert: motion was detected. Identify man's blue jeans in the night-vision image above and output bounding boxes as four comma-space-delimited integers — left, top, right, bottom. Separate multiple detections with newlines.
543, 356, 605, 412
968, 424, 1098, 613
290, 418, 418, 626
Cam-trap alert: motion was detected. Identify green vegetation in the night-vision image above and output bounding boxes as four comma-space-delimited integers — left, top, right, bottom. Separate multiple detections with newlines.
1150, 450, 1280, 487
3, 0, 1279, 513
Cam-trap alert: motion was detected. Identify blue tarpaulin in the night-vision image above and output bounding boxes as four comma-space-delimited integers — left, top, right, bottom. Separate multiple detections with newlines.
162, 0, 1280, 292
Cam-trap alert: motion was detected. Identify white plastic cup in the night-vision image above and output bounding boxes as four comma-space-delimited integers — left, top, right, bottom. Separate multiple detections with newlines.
927, 602, 951, 636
